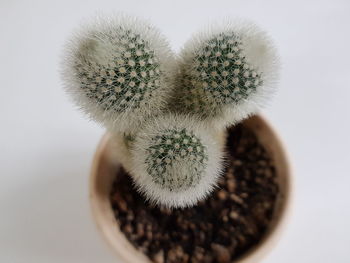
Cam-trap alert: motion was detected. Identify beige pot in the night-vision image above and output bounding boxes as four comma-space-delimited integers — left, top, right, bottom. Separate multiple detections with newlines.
89, 115, 292, 263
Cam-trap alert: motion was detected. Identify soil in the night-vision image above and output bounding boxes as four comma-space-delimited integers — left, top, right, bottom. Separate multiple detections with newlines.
110, 123, 279, 263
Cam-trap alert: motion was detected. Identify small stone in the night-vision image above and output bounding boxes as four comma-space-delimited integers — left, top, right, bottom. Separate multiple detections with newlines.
146, 223, 152, 231
217, 190, 228, 200
193, 246, 205, 261
265, 169, 273, 178
227, 179, 236, 192
263, 202, 271, 209
167, 248, 177, 262
126, 212, 134, 221
229, 211, 239, 220
123, 224, 133, 234
199, 231, 206, 242
211, 243, 231, 263
226, 168, 235, 179
176, 245, 184, 257
160, 207, 172, 215
153, 250, 164, 263
230, 194, 244, 204
233, 159, 242, 166
146, 231, 153, 240
136, 223, 144, 237
241, 192, 248, 198
112, 192, 127, 212
237, 234, 247, 245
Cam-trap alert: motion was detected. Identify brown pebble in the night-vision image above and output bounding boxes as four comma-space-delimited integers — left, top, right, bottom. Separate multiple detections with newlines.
146, 231, 153, 240
123, 224, 133, 234
126, 212, 134, 221
227, 179, 236, 192
230, 194, 244, 204
241, 192, 248, 198
229, 211, 239, 220
263, 201, 271, 209
136, 223, 144, 237
211, 243, 231, 263
167, 248, 177, 262
146, 223, 152, 231
129, 234, 137, 241
255, 177, 263, 184
153, 250, 164, 263
199, 231, 206, 242
217, 189, 228, 200
175, 245, 184, 257
113, 192, 127, 212
265, 169, 273, 178
193, 246, 205, 261
233, 159, 242, 166
226, 168, 234, 179
160, 207, 172, 215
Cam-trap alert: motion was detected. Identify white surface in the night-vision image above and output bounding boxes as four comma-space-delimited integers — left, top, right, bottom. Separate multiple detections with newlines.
1, 0, 349, 262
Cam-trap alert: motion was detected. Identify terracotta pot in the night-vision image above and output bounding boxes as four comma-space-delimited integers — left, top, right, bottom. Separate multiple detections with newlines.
89, 115, 292, 263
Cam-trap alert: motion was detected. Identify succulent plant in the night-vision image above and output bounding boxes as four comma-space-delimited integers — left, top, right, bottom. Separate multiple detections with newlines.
61, 15, 175, 133
174, 20, 280, 128
130, 115, 224, 208
62, 15, 279, 208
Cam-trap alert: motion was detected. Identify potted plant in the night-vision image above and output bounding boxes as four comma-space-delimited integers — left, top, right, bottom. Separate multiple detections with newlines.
61, 14, 291, 263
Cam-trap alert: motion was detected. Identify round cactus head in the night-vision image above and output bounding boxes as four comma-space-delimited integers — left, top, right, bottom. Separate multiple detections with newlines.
176, 20, 280, 128
61, 15, 175, 133
130, 115, 224, 208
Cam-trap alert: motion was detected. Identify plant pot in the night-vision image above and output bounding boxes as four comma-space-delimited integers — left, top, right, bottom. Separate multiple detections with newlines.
89, 115, 292, 263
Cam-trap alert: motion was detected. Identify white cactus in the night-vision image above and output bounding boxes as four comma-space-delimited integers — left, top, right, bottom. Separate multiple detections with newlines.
62, 15, 279, 208
130, 115, 224, 208
174, 20, 280, 128
61, 15, 175, 133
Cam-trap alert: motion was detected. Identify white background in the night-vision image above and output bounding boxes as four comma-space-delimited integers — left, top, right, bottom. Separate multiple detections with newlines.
1, 0, 349, 262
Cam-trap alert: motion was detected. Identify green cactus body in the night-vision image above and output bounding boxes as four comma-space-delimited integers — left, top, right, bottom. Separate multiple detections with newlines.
180, 32, 263, 117
75, 30, 161, 113
145, 128, 208, 192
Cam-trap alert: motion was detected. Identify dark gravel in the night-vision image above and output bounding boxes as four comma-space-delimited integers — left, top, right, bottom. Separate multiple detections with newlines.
110, 124, 279, 263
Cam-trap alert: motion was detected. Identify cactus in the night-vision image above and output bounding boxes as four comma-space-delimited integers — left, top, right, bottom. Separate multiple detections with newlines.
130, 115, 223, 208
174, 20, 280, 128
61, 15, 175, 133
62, 15, 279, 208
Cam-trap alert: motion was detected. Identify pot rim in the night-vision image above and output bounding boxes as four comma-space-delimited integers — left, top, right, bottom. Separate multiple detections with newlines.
89, 115, 293, 263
